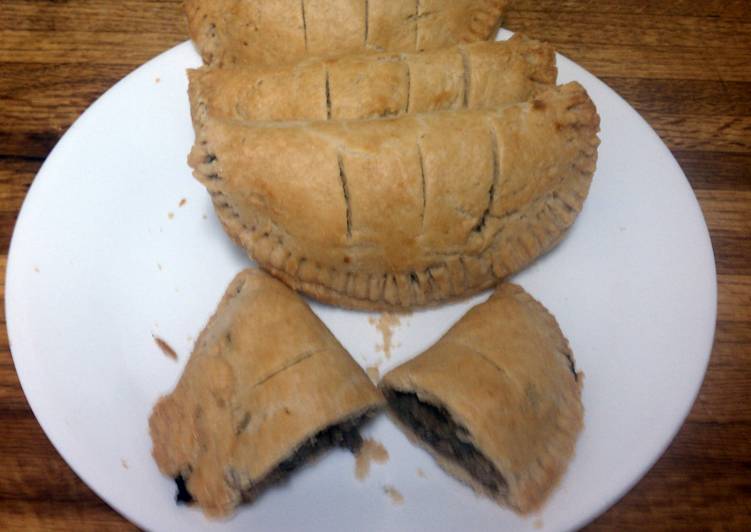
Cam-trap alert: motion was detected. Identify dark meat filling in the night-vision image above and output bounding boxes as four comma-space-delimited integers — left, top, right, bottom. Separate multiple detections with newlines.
386, 390, 507, 496
242, 413, 371, 503
175, 473, 193, 504
174, 413, 370, 505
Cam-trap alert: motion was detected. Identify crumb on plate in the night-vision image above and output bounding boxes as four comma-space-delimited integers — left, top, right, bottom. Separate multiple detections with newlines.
355, 439, 389, 480
383, 485, 404, 506
153, 335, 177, 361
368, 312, 409, 358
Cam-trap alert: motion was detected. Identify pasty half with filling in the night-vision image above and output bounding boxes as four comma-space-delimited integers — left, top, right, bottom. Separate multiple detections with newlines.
380, 283, 583, 513
189, 34, 556, 122
189, 82, 600, 310
149, 269, 383, 517
185, 0, 510, 67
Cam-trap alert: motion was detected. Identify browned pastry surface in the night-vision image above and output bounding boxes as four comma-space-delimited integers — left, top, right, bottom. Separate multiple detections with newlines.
381, 283, 583, 513
149, 269, 383, 517
188, 34, 556, 122
189, 82, 600, 310
185, 0, 510, 67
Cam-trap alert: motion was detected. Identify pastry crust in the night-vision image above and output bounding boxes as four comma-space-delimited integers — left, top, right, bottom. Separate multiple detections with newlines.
184, 0, 510, 67
189, 82, 600, 310
380, 283, 584, 513
149, 269, 383, 517
188, 34, 557, 123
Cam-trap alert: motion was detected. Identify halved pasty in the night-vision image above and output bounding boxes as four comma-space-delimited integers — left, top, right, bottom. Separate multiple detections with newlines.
185, 0, 510, 67
380, 283, 583, 513
189, 34, 556, 122
149, 269, 383, 517
189, 82, 600, 310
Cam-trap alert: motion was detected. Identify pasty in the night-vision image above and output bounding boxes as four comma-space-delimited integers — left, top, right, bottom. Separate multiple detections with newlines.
380, 283, 583, 513
185, 0, 510, 67
189, 82, 600, 310
188, 34, 556, 122
149, 269, 383, 517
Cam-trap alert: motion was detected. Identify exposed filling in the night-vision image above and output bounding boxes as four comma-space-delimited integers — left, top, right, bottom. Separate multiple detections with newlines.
385, 390, 507, 496
175, 473, 193, 504
242, 415, 366, 503
174, 413, 370, 505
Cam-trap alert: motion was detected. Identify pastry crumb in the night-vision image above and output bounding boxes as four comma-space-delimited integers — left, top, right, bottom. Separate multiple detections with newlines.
366, 365, 381, 383
33, 266, 40, 273
155, 77, 160, 84
383, 485, 404, 506
534, 518, 544, 529
202, 213, 208, 220
121, 459, 129, 469
416, 468, 426, 478
355, 439, 389, 480
179, 198, 187, 207
153, 335, 177, 361
168, 211, 175, 220
368, 313, 409, 358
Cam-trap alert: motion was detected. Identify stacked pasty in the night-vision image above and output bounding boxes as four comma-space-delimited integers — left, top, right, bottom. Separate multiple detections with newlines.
189, 34, 556, 122
189, 82, 599, 310
186, 0, 510, 67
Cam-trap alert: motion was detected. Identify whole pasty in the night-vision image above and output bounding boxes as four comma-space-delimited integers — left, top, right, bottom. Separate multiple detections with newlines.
185, 0, 510, 66
189, 82, 600, 310
380, 283, 583, 513
149, 269, 383, 517
189, 34, 556, 122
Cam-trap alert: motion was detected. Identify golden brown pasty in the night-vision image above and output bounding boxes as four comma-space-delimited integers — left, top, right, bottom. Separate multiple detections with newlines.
149, 269, 384, 517
188, 34, 556, 123
380, 283, 583, 513
189, 82, 600, 310
185, 0, 510, 67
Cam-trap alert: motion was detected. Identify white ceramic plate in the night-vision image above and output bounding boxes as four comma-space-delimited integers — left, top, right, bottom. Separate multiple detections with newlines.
6, 31, 716, 532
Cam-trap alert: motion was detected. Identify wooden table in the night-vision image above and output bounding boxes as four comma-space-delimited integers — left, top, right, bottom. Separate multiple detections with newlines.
1, 1, 749, 529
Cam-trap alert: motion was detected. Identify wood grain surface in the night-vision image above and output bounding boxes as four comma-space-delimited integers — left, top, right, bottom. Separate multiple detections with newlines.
1, 1, 749, 529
